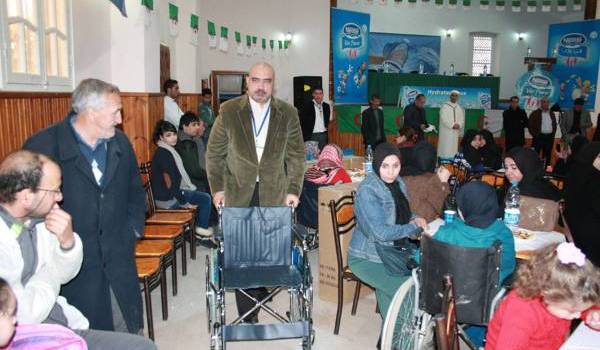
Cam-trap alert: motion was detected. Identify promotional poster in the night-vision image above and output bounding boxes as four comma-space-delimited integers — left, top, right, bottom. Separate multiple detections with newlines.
400, 86, 492, 109
331, 8, 370, 104
547, 20, 600, 109
368, 32, 441, 74
515, 65, 561, 112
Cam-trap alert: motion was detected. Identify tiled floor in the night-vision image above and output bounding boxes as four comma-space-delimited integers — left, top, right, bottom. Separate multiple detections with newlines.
149, 246, 381, 350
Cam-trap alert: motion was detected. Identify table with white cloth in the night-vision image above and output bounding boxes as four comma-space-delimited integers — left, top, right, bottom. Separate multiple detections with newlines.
560, 322, 600, 350
427, 218, 566, 260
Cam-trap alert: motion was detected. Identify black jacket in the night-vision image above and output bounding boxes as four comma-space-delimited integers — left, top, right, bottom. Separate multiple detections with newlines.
502, 107, 528, 151
23, 113, 146, 332
299, 100, 330, 142
175, 133, 209, 192
361, 107, 386, 147
403, 103, 428, 140
151, 147, 186, 202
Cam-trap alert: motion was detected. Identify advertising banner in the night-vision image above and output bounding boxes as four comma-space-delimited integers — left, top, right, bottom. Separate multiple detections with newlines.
547, 20, 600, 109
515, 65, 560, 112
331, 8, 370, 104
400, 86, 492, 109
368, 32, 441, 74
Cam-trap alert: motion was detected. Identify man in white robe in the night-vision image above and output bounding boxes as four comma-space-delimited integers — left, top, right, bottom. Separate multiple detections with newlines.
437, 90, 465, 159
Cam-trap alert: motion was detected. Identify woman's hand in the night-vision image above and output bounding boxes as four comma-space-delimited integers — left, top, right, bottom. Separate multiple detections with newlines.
584, 309, 600, 331
437, 167, 451, 183
411, 217, 429, 232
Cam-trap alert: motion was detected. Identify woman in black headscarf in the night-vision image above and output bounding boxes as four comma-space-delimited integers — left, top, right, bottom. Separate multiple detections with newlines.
564, 142, 600, 266
460, 129, 484, 170
503, 147, 562, 201
401, 142, 451, 221
478, 129, 503, 170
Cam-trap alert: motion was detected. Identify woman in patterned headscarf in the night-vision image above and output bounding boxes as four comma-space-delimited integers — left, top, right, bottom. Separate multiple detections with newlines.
304, 144, 351, 185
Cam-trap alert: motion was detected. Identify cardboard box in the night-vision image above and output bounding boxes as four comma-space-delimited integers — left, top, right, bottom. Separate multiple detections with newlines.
317, 182, 372, 303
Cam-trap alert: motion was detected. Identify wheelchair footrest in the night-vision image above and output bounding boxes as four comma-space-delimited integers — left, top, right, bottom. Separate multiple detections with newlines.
224, 321, 310, 341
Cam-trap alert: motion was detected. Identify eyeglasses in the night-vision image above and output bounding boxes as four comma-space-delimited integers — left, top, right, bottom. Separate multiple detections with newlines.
36, 187, 62, 195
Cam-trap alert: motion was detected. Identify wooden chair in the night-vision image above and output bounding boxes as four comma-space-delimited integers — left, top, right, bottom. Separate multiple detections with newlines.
329, 193, 367, 335
136, 257, 165, 341
478, 172, 505, 188
135, 239, 176, 297
140, 162, 198, 262
434, 274, 460, 350
142, 224, 185, 291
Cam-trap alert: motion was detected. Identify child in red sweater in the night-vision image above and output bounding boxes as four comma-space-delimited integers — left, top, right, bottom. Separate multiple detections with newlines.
485, 242, 600, 350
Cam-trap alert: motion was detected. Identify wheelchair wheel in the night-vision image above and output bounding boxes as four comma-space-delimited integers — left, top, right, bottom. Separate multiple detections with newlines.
381, 276, 422, 350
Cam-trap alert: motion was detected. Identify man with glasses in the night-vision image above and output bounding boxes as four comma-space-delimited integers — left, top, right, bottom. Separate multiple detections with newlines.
206, 62, 305, 323
0, 150, 156, 349
23, 79, 147, 336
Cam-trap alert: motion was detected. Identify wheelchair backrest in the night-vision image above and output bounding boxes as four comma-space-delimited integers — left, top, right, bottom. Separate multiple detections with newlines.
419, 235, 501, 325
221, 206, 293, 269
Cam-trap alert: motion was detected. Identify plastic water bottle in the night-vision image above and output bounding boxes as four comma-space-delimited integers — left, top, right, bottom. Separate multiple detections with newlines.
504, 182, 521, 228
449, 63, 455, 76
418, 62, 424, 74
364, 145, 373, 173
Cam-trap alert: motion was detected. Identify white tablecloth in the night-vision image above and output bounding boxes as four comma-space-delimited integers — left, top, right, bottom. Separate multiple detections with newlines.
427, 218, 566, 253
560, 322, 600, 350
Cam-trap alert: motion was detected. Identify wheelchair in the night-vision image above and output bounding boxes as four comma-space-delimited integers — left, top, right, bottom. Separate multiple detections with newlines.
205, 206, 315, 350
381, 235, 507, 350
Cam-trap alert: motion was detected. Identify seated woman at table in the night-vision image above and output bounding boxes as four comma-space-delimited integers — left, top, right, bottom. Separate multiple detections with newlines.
304, 144, 351, 185
461, 129, 486, 171
435, 181, 516, 284
151, 120, 213, 237
435, 181, 516, 346
564, 142, 600, 267
478, 129, 503, 170
348, 143, 428, 328
503, 147, 562, 202
485, 242, 600, 350
402, 142, 451, 222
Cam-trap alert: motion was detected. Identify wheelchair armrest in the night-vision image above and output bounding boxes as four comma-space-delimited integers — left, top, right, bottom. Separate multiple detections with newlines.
292, 224, 310, 241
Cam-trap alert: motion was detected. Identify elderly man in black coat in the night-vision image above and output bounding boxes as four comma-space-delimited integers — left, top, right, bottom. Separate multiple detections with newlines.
402, 93, 429, 141
23, 79, 146, 334
502, 96, 529, 152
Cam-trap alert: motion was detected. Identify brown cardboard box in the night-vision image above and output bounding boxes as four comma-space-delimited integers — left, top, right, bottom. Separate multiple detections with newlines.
317, 182, 372, 303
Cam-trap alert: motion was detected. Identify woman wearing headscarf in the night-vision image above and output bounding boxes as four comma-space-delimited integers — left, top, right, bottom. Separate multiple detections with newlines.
460, 129, 483, 170
564, 142, 600, 266
433, 181, 516, 347
434, 181, 516, 284
304, 144, 351, 185
348, 143, 428, 327
478, 129, 503, 170
503, 147, 562, 202
402, 142, 451, 222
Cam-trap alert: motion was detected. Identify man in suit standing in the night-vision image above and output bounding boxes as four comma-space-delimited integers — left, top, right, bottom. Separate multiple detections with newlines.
528, 97, 557, 167
403, 94, 429, 141
206, 62, 305, 323
502, 96, 529, 152
299, 87, 331, 150
560, 97, 593, 140
361, 94, 386, 149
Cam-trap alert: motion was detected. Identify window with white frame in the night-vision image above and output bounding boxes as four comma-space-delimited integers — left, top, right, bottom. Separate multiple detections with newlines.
1, 0, 72, 89
470, 33, 496, 76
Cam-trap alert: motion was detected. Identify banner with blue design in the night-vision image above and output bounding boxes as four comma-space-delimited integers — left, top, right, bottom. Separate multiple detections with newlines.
369, 32, 441, 74
401, 86, 492, 109
331, 8, 370, 104
547, 20, 600, 109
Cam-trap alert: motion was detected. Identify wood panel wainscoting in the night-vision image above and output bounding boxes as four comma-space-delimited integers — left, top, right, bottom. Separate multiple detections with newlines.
0, 91, 201, 164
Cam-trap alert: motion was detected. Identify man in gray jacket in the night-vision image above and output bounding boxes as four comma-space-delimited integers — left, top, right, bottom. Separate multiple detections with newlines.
560, 97, 592, 140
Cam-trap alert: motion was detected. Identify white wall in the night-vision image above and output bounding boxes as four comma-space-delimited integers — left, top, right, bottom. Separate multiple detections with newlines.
337, 0, 582, 99
73, 0, 160, 92
167, 0, 330, 102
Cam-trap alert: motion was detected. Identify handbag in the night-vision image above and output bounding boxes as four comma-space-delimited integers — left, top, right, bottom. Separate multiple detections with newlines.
375, 237, 420, 276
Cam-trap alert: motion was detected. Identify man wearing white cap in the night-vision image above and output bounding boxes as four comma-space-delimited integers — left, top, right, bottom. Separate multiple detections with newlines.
438, 90, 465, 159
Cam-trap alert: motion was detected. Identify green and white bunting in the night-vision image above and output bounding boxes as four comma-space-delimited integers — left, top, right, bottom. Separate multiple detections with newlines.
219, 26, 228, 52
557, 0, 566, 11
168, 3, 178, 36
407, 0, 417, 7
190, 14, 199, 46
462, 0, 471, 8
435, 0, 444, 8
261, 38, 266, 50
573, 0, 582, 10
512, 0, 521, 12
141, 0, 153, 10
245, 35, 252, 56
269, 39, 274, 51
235, 31, 243, 55
448, 0, 457, 8
527, 0, 536, 12
496, 0, 505, 10
542, 0, 551, 11
480, 0, 490, 9
207, 21, 217, 48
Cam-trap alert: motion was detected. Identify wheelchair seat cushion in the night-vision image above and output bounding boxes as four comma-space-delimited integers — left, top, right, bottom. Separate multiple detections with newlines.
223, 265, 303, 289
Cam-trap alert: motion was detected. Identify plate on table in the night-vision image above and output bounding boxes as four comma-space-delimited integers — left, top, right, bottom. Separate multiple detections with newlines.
513, 229, 536, 240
